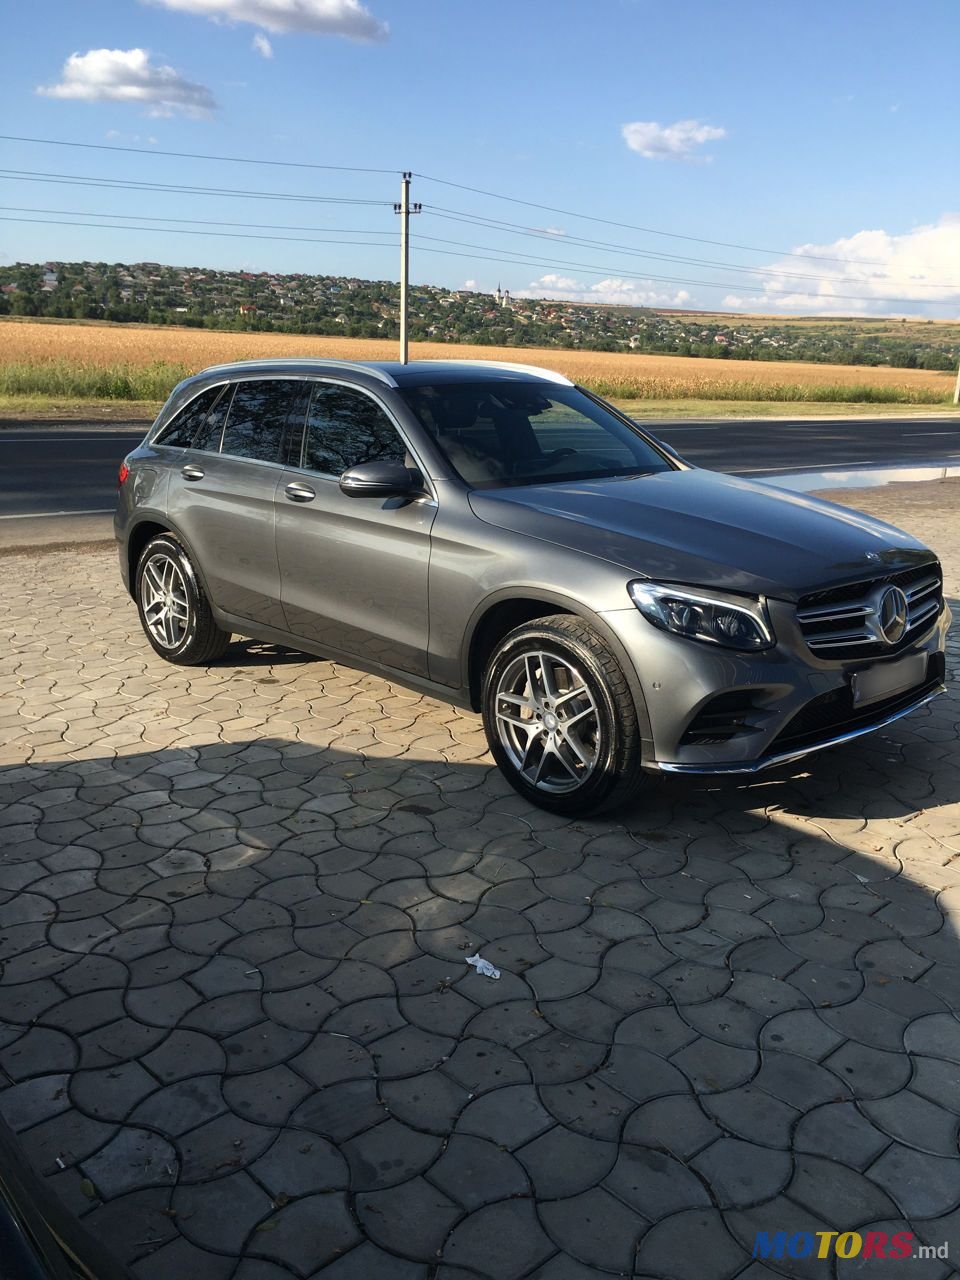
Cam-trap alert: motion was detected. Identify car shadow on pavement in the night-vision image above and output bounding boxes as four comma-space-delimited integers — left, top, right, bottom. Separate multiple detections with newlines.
1, 706, 959, 1280
219, 640, 321, 668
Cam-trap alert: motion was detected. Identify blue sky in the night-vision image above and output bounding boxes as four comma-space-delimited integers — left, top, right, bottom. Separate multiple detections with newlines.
2, 0, 958, 315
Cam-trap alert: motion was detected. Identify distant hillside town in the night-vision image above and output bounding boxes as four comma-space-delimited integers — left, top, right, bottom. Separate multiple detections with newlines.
0, 260, 956, 371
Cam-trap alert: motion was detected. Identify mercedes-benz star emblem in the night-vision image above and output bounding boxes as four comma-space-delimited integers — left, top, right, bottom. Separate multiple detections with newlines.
877, 585, 909, 645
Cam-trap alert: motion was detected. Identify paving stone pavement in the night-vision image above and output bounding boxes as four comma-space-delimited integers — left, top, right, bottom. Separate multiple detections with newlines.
0, 493, 959, 1279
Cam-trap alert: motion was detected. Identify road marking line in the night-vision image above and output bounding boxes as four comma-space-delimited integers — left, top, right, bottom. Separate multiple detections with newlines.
733, 460, 878, 473
0, 436, 141, 444
0, 509, 114, 520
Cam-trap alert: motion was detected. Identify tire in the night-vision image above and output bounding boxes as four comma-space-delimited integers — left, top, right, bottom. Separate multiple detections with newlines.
135, 533, 231, 665
481, 614, 646, 815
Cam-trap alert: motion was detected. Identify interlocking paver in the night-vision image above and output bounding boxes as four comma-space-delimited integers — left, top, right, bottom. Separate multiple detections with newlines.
0, 532, 958, 1277
443, 1200, 554, 1280
867, 1143, 960, 1218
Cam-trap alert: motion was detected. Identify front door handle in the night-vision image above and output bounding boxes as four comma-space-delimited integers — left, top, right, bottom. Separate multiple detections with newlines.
285, 481, 316, 503
182, 463, 205, 481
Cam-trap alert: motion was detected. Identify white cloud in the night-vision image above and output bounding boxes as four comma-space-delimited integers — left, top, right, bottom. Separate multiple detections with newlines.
518, 274, 692, 308
144, 0, 388, 41
462, 279, 478, 290
720, 215, 960, 317
37, 48, 216, 117
538, 226, 567, 237
621, 118, 726, 161
252, 32, 273, 56
105, 129, 160, 143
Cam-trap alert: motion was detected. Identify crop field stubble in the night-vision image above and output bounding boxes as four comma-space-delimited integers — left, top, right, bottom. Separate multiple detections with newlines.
0, 317, 955, 407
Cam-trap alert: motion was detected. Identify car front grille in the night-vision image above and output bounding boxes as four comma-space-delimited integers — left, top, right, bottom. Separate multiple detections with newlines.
795, 563, 943, 661
772, 651, 945, 752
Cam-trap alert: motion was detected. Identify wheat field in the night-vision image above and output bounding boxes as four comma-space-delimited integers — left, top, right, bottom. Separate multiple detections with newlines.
0, 318, 954, 404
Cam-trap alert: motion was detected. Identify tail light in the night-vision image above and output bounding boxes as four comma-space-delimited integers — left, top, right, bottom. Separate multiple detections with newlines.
118, 462, 130, 488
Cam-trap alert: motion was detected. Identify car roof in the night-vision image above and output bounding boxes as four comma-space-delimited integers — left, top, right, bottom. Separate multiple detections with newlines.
189, 358, 574, 390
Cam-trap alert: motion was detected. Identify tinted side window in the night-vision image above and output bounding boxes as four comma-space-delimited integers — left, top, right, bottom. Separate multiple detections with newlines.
192, 385, 234, 453
221, 380, 302, 464
303, 385, 406, 476
154, 385, 223, 447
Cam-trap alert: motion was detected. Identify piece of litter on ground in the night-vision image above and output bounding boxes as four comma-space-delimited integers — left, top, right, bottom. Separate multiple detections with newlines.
465, 953, 501, 980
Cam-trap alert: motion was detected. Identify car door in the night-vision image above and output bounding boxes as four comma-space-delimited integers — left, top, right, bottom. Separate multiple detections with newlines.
276, 380, 436, 676
168, 378, 307, 628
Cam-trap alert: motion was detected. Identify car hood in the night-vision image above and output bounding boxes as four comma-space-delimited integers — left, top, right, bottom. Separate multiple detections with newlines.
468, 468, 934, 600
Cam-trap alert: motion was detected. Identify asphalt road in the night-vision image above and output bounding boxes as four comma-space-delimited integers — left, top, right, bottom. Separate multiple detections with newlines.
1, 415, 959, 519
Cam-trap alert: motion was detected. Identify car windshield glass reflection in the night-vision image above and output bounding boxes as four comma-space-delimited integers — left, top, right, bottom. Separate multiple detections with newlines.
399, 382, 672, 489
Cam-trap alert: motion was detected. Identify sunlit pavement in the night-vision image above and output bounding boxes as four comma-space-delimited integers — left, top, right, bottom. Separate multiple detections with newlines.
0, 504, 958, 1278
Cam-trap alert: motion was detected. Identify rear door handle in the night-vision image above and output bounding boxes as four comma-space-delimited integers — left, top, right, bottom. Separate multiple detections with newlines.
285, 481, 316, 503
181, 464, 205, 481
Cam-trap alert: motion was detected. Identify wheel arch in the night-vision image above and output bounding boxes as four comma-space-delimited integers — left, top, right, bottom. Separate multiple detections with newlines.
463, 588, 653, 750
126, 515, 215, 609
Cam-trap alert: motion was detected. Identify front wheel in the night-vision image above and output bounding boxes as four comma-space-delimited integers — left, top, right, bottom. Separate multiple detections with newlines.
481, 614, 646, 815
135, 533, 231, 665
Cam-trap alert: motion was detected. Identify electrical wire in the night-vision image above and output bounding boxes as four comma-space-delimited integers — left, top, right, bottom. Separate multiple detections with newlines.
0, 204, 395, 237
0, 134, 899, 270
0, 215, 398, 252
0, 134, 399, 175
0, 209, 937, 304
424, 207, 956, 290
404, 238, 946, 306
413, 171, 893, 267
0, 169, 391, 207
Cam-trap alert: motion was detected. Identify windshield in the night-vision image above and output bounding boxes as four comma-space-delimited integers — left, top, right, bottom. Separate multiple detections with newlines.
398, 381, 674, 489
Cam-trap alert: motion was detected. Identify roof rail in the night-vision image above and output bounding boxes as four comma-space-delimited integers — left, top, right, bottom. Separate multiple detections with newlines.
196, 357, 399, 389
446, 360, 573, 386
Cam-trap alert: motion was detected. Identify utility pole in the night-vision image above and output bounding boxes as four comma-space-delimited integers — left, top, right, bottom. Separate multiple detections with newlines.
394, 172, 421, 365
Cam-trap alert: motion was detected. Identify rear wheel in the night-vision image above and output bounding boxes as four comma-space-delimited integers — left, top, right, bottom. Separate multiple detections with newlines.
135, 534, 231, 665
481, 614, 646, 815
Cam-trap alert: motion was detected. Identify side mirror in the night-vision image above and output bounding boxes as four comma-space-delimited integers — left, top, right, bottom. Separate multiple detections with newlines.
339, 459, 423, 499
657, 440, 688, 465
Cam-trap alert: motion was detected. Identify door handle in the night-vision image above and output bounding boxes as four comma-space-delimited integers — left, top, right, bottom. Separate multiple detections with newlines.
285, 481, 316, 503
181, 463, 205, 481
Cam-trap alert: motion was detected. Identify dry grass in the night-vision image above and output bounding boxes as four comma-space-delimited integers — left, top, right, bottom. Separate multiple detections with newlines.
0, 317, 954, 404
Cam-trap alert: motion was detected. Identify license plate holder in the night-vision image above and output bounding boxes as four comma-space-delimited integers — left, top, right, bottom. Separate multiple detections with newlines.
851, 652, 928, 708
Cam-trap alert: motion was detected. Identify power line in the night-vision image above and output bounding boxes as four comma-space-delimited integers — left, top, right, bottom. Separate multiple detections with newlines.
0, 215, 398, 252
405, 239, 947, 306
0, 169, 390, 207
413, 171, 892, 268
15, 173, 933, 291
425, 207, 957, 290
0, 209, 936, 304
0, 134, 398, 175
0, 204, 395, 237
0, 134, 900, 271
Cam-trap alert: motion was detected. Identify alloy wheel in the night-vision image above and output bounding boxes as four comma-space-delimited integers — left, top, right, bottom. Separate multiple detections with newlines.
139, 553, 190, 650
493, 649, 600, 794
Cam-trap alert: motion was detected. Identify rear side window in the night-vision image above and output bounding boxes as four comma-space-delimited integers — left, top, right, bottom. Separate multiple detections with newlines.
154, 385, 223, 447
303, 384, 406, 476
192, 385, 234, 453
221, 380, 304, 464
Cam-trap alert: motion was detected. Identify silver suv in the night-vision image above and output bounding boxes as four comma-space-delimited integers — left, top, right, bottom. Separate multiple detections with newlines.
116, 359, 949, 814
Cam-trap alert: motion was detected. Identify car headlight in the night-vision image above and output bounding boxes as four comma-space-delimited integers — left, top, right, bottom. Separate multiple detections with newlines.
628, 581, 774, 651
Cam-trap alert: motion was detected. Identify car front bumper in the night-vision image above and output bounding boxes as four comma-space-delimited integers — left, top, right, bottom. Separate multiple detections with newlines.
600, 597, 951, 775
